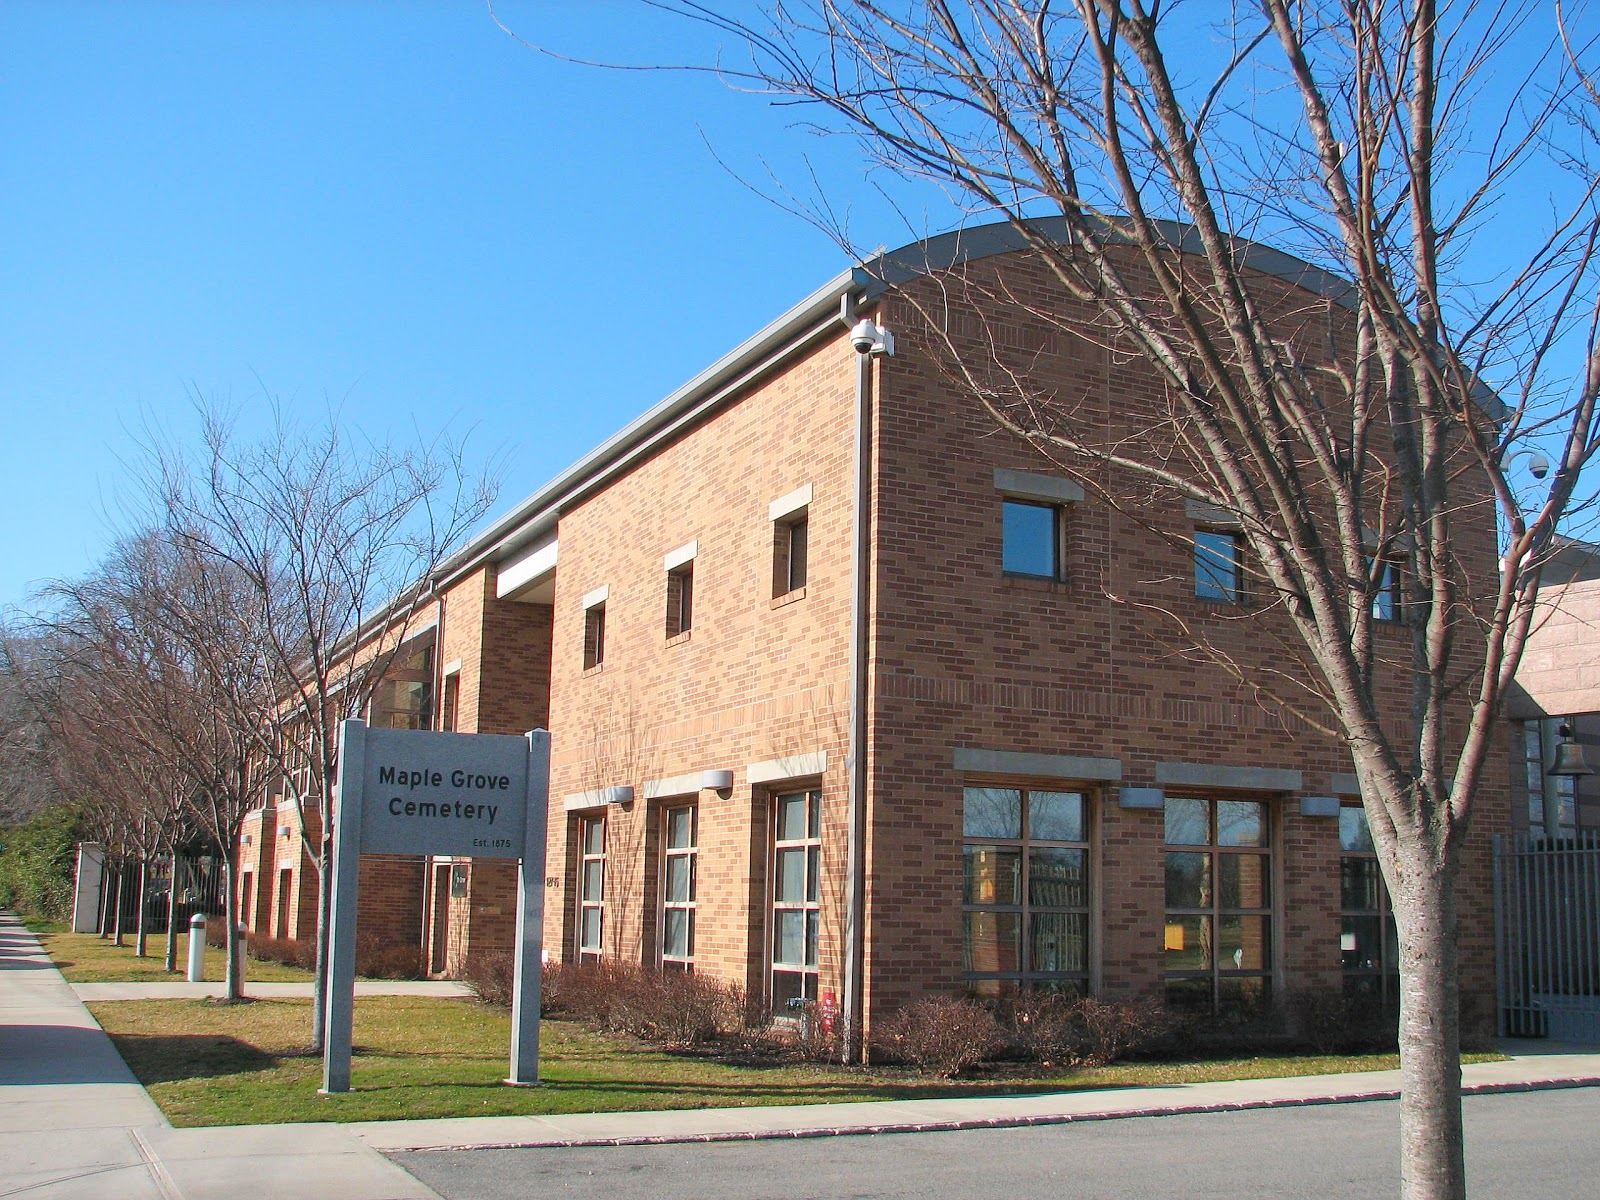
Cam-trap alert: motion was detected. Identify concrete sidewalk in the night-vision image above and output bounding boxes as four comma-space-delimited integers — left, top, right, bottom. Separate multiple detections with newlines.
7, 909, 1600, 1199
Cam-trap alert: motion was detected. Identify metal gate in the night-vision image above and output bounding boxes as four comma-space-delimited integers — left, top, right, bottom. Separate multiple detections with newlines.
1494, 831, 1600, 1042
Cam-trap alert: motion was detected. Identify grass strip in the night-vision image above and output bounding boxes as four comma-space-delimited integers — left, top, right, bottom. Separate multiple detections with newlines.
34, 926, 316, 984
87, 995, 1479, 1128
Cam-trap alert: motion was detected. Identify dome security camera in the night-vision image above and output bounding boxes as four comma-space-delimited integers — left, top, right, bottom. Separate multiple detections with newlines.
1529, 453, 1551, 480
850, 318, 881, 354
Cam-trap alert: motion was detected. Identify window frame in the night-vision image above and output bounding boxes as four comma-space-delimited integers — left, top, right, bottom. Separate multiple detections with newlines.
769, 787, 822, 1013
1194, 528, 1245, 603
773, 513, 809, 597
1162, 793, 1274, 1014
961, 784, 1094, 996
582, 601, 606, 671
659, 803, 697, 971
665, 562, 694, 639
1368, 556, 1405, 623
576, 815, 606, 963
1000, 499, 1065, 581
1338, 801, 1399, 1007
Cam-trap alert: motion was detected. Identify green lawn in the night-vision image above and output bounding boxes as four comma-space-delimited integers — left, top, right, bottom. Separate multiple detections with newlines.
34, 927, 316, 984
87, 994, 1449, 1128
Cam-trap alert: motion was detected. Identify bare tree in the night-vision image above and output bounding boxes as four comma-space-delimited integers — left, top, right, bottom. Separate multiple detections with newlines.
516, 4, 1600, 1196
31, 535, 270, 997
157, 405, 497, 1047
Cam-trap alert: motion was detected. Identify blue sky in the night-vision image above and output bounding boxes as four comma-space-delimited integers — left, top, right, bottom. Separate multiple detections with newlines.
2, 4, 1589, 613
0, 1, 959, 611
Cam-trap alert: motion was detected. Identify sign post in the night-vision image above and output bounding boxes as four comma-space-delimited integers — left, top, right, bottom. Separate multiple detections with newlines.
321, 719, 548, 1094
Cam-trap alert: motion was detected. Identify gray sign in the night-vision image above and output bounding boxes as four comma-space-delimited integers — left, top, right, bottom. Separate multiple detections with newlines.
357, 728, 530, 858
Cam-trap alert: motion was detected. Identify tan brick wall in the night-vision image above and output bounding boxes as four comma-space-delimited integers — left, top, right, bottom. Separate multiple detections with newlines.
540, 330, 859, 1003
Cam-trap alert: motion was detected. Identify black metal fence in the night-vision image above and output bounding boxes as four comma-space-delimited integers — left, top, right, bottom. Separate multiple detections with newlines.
1494, 830, 1600, 1042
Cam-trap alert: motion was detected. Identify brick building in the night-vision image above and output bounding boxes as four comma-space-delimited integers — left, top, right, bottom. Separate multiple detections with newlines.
243, 219, 1510, 1041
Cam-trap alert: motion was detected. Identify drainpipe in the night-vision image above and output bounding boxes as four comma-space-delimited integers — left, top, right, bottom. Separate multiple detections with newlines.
840, 295, 893, 1063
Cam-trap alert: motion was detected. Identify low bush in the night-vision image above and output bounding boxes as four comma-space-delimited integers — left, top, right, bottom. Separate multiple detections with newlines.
875, 995, 1005, 1078
460, 951, 516, 1008
1290, 990, 1399, 1055
354, 935, 423, 980
996, 992, 1175, 1067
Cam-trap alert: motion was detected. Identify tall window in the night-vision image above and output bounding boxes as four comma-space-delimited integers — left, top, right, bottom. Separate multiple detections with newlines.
583, 602, 606, 670
577, 816, 606, 963
665, 563, 694, 638
1340, 803, 1398, 1006
660, 804, 696, 970
439, 672, 460, 732
1195, 530, 1243, 602
1001, 500, 1063, 579
963, 787, 1091, 996
1164, 796, 1272, 1013
773, 513, 809, 597
1523, 719, 1576, 835
771, 788, 821, 1011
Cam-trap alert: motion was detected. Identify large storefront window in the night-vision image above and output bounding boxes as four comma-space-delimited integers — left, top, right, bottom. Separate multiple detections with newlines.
660, 804, 696, 971
1164, 796, 1272, 1014
1340, 803, 1399, 1005
963, 786, 1091, 996
771, 789, 821, 1011
577, 816, 606, 963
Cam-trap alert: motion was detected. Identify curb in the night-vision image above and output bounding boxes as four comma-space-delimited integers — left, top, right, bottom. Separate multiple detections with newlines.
391, 1074, 1600, 1154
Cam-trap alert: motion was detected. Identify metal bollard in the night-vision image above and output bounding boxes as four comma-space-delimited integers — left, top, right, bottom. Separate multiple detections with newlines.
186, 912, 206, 982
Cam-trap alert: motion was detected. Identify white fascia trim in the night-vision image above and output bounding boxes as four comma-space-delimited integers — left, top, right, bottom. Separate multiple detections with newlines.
748, 750, 828, 785
563, 791, 607, 812
769, 484, 814, 522
663, 540, 699, 572
497, 533, 559, 599
581, 584, 609, 610
993, 468, 1084, 505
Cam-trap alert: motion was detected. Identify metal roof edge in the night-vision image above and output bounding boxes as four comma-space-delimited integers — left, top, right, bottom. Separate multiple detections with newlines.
437, 267, 862, 587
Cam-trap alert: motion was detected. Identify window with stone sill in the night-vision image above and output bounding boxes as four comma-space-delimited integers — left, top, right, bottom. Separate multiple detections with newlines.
1163, 795, 1273, 1015
963, 785, 1091, 996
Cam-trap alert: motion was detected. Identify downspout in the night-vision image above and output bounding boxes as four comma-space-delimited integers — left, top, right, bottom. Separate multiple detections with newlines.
841, 295, 894, 1064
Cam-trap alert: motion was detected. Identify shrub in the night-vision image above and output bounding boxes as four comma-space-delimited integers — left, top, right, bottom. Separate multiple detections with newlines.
1290, 990, 1398, 1055
0, 806, 82, 922
875, 995, 1005, 1077
460, 951, 516, 1008
354, 935, 422, 980
1071, 996, 1176, 1066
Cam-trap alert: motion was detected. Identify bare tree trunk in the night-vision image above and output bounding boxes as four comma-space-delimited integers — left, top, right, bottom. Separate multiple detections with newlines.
222, 855, 243, 1001
111, 861, 125, 947
1394, 844, 1466, 1200
164, 851, 179, 972
134, 857, 149, 957
97, 863, 113, 938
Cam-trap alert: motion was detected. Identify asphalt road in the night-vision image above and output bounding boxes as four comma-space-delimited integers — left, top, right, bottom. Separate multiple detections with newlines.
388, 1086, 1600, 1199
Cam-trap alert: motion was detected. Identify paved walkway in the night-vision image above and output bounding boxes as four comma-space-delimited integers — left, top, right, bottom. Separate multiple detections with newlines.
6, 909, 1600, 1199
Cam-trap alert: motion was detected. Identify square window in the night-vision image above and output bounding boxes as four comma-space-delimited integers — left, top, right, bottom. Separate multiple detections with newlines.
1002, 499, 1062, 578
1195, 529, 1243, 602
583, 602, 606, 670
773, 514, 808, 596
666, 563, 694, 638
